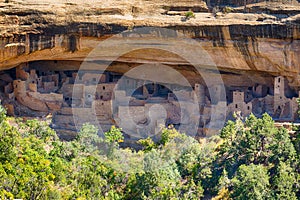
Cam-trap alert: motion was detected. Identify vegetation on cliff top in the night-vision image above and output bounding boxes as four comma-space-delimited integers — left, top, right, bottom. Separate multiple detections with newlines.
0, 104, 299, 199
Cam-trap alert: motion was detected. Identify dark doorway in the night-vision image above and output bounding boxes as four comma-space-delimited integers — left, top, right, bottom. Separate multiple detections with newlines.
69, 35, 77, 52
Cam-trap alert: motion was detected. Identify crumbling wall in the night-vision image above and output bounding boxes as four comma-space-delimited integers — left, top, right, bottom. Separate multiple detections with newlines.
96, 83, 116, 101
206, 101, 227, 136
16, 64, 29, 81
273, 76, 295, 119
81, 73, 106, 84
92, 100, 113, 122
61, 83, 73, 99
43, 81, 56, 93
209, 84, 225, 104
227, 91, 252, 117
28, 83, 37, 92
253, 84, 268, 98
13, 80, 26, 97
118, 77, 138, 95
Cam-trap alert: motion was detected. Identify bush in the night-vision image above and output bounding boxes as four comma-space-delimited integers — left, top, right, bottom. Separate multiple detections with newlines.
185, 10, 195, 20
222, 6, 233, 14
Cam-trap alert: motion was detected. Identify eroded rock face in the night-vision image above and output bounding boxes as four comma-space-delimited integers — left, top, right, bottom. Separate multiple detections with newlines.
0, 0, 300, 139
1, 1, 300, 73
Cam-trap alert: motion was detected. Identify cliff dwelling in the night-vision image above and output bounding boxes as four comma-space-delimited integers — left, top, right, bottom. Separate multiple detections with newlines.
0, 58, 299, 140
1, 0, 300, 141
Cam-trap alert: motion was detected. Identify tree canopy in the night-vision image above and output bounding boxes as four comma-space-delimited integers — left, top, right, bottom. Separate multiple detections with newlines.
0, 105, 299, 199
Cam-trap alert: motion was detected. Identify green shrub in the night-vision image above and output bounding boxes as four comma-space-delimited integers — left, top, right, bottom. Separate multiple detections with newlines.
223, 6, 233, 14
185, 10, 195, 20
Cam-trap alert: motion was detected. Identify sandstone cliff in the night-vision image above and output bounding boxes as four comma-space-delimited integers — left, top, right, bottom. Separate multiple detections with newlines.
1, 0, 300, 87
1, 0, 300, 138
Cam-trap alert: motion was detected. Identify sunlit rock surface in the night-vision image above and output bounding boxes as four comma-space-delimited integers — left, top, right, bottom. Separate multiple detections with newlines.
1, 0, 300, 139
